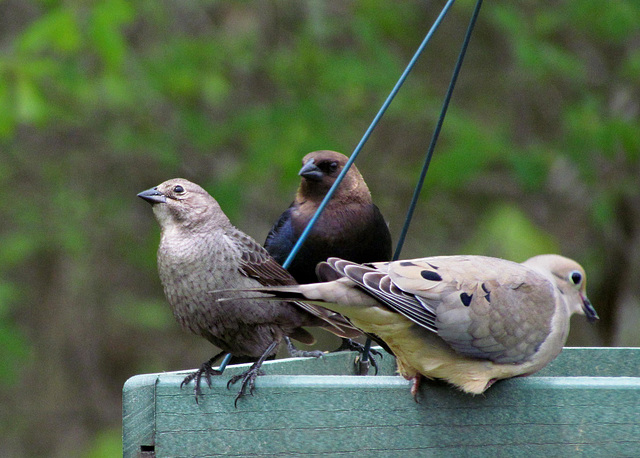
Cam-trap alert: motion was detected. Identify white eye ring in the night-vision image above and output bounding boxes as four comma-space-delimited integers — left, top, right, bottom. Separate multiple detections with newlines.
569, 270, 582, 285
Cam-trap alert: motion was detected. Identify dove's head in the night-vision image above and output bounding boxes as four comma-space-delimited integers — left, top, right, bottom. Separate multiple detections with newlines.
138, 178, 227, 232
524, 254, 599, 323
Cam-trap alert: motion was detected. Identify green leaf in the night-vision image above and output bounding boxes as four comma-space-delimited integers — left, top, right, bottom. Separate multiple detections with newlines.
88, 0, 135, 71
113, 296, 173, 331
17, 8, 81, 54
464, 204, 559, 261
15, 74, 48, 123
83, 428, 122, 458
0, 322, 32, 386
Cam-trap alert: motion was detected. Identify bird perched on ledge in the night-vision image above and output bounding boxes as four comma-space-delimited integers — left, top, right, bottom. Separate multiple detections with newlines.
138, 178, 359, 404
264, 150, 392, 368
228, 254, 599, 399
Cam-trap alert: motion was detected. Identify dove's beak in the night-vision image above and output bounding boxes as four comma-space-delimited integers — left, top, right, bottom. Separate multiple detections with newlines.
581, 295, 599, 323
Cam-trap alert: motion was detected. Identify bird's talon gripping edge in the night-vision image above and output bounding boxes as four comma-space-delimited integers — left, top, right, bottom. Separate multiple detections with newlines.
180, 352, 225, 403
228, 367, 266, 408
285, 336, 325, 359
181, 365, 222, 404
410, 375, 422, 403
343, 339, 381, 375
226, 340, 277, 407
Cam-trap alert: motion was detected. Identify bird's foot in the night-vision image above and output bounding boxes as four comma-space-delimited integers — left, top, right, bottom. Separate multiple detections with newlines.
337, 339, 382, 375
226, 340, 278, 407
226, 363, 266, 407
181, 358, 223, 403
410, 375, 422, 403
285, 337, 324, 359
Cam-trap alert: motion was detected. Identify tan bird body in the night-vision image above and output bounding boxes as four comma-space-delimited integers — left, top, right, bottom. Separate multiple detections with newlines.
235, 255, 598, 397
138, 178, 359, 403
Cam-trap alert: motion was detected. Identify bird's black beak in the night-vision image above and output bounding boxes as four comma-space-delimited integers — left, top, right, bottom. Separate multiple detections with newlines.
137, 187, 167, 205
299, 159, 324, 182
581, 295, 599, 323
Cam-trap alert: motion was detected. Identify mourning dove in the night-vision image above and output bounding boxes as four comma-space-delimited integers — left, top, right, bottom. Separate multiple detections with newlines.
230, 254, 599, 398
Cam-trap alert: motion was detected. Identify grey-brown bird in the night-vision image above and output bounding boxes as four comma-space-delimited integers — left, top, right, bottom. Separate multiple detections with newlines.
229, 254, 599, 399
264, 150, 392, 367
137, 178, 359, 404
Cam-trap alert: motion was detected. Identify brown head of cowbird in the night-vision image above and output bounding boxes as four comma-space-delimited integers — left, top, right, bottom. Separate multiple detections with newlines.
138, 178, 359, 404
265, 150, 392, 283
264, 150, 393, 368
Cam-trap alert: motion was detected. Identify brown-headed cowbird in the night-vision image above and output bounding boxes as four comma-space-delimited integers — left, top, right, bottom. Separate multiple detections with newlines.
232, 255, 598, 400
264, 150, 392, 367
138, 178, 359, 404
265, 150, 392, 284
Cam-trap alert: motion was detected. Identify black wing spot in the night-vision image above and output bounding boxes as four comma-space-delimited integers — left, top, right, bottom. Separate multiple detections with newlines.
421, 270, 442, 282
460, 292, 473, 307
484, 292, 491, 303
427, 263, 439, 270
482, 282, 490, 294
400, 261, 417, 267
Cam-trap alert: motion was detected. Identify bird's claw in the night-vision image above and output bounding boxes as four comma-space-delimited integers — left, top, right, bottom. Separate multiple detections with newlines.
181, 359, 222, 403
410, 375, 422, 403
336, 339, 381, 375
227, 365, 266, 407
285, 337, 324, 359
336, 339, 383, 358
354, 352, 380, 376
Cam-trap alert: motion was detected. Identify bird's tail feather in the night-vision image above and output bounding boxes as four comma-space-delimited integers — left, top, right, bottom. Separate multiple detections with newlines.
214, 286, 361, 339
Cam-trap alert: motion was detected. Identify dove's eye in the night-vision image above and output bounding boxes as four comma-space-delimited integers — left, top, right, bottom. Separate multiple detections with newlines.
174, 185, 185, 194
569, 271, 582, 285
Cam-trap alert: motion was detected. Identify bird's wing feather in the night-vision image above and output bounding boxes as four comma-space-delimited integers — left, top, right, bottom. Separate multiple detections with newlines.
232, 230, 360, 338
325, 258, 438, 332
387, 256, 558, 363
235, 229, 298, 287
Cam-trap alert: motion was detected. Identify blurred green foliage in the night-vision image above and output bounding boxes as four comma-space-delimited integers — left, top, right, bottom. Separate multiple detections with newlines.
0, 0, 638, 456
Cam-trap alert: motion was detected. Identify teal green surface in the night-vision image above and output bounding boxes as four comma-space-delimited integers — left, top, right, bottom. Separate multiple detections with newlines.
123, 348, 640, 457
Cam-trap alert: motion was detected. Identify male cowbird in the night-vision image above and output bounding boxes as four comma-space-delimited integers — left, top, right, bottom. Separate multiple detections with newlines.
264, 151, 392, 367
138, 178, 359, 404
265, 150, 392, 283
233, 254, 599, 400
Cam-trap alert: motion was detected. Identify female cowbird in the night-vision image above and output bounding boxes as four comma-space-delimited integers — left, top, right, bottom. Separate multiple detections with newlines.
138, 178, 359, 404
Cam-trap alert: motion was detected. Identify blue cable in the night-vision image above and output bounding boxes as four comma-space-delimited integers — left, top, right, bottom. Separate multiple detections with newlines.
217, 352, 232, 372
362, 0, 483, 366
218, 0, 482, 376
393, 0, 483, 260
281, 0, 457, 270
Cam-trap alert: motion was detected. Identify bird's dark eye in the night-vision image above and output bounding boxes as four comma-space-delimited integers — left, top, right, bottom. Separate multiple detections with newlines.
174, 185, 185, 194
570, 271, 582, 285
319, 161, 339, 174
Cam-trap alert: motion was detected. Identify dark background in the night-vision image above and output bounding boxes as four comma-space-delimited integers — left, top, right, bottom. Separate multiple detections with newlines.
1, 1, 638, 455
